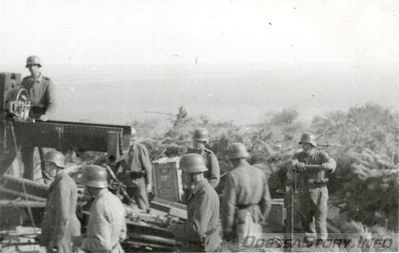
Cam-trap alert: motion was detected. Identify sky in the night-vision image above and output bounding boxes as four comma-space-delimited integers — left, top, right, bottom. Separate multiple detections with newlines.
0, 0, 398, 65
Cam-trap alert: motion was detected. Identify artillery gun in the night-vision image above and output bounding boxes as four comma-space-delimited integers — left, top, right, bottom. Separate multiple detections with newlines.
0, 72, 186, 252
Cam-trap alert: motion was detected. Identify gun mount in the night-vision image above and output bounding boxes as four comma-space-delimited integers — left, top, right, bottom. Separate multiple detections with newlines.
0, 72, 186, 252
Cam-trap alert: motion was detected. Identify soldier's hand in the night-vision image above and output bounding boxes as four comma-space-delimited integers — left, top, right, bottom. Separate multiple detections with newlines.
294, 162, 306, 172
146, 183, 152, 193
322, 162, 334, 171
39, 114, 49, 121
109, 179, 120, 190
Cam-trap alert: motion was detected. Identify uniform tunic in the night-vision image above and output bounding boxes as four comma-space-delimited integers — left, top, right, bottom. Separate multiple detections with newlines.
222, 162, 271, 239
20, 73, 55, 180
40, 171, 80, 253
82, 189, 127, 253
290, 150, 336, 241
118, 143, 152, 210
21, 73, 55, 119
185, 179, 222, 252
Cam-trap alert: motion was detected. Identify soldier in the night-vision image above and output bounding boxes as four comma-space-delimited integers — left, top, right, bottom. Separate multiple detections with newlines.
186, 128, 220, 188
117, 127, 152, 211
221, 143, 271, 242
40, 151, 81, 253
20, 55, 55, 180
289, 133, 336, 244
80, 165, 127, 253
180, 154, 222, 252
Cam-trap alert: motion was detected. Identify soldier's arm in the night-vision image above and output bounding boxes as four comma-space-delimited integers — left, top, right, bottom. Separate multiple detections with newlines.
81, 202, 113, 252
53, 180, 71, 246
207, 153, 220, 187
221, 174, 236, 237
191, 191, 214, 239
320, 152, 337, 173
259, 175, 272, 222
44, 78, 55, 115
139, 145, 152, 185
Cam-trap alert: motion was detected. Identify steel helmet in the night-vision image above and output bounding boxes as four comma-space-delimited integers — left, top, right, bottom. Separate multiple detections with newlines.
179, 154, 208, 174
82, 165, 108, 188
299, 133, 317, 147
26, 55, 42, 67
43, 150, 65, 168
193, 128, 209, 142
227, 142, 250, 159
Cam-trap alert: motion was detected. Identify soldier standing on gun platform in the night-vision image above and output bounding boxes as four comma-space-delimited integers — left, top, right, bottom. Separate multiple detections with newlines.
40, 151, 81, 253
180, 153, 222, 252
118, 127, 152, 211
221, 143, 271, 242
20, 55, 56, 180
288, 133, 336, 245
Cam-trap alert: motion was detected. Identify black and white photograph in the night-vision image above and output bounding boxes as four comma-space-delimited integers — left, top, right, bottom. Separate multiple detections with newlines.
0, 0, 398, 252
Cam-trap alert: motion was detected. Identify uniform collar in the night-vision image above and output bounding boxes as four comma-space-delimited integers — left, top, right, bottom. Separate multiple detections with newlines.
31, 72, 43, 83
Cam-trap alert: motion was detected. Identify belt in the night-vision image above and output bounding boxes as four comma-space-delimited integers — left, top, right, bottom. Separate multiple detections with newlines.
237, 203, 256, 209
308, 181, 328, 188
129, 171, 145, 179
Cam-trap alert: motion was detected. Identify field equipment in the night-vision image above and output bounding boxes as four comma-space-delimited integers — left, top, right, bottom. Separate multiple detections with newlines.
25, 55, 42, 67
298, 133, 317, 147
43, 150, 65, 168
227, 142, 250, 159
179, 153, 208, 173
193, 128, 209, 142
0, 72, 186, 252
81, 165, 109, 188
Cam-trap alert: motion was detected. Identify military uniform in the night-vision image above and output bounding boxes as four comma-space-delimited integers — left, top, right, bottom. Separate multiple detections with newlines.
82, 189, 127, 253
222, 162, 271, 240
118, 143, 152, 210
21, 73, 55, 119
40, 171, 81, 253
290, 150, 336, 242
186, 147, 220, 188
20, 73, 55, 180
184, 179, 222, 252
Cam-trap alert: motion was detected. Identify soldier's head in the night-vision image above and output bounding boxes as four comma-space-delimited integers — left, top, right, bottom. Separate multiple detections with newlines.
129, 127, 138, 146
227, 143, 250, 166
193, 128, 209, 149
25, 55, 42, 77
43, 150, 65, 177
179, 154, 207, 191
81, 165, 108, 197
299, 133, 317, 155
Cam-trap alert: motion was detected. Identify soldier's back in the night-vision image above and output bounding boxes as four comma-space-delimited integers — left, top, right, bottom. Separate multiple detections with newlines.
230, 164, 266, 205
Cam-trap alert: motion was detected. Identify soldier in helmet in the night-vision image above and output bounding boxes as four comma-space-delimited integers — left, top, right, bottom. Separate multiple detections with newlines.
20, 55, 56, 180
40, 151, 81, 253
288, 133, 336, 244
186, 128, 220, 188
180, 154, 221, 252
221, 143, 271, 242
80, 165, 127, 253
117, 127, 152, 211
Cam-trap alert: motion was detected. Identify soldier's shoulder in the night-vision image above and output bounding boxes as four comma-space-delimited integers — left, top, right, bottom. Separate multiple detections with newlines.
136, 142, 147, 149
315, 150, 329, 157
21, 76, 32, 83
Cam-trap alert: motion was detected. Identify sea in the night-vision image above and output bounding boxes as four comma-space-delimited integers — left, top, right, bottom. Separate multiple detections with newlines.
1, 62, 397, 126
